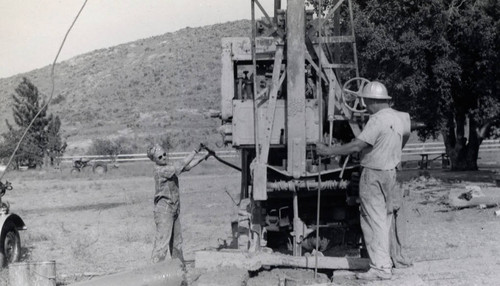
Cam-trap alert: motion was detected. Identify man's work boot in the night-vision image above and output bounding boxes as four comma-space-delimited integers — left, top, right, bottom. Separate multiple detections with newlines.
355, 268, 392, 281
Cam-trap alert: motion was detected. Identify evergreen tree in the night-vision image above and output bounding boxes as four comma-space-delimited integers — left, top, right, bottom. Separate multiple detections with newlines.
0, 77, 66, 168
46, 114, 67, 166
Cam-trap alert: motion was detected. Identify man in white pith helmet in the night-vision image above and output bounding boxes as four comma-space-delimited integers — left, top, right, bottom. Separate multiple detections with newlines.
316, 81, 412, 280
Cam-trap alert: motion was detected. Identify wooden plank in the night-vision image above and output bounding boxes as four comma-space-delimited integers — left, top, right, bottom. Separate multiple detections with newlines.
479, 148, 500, 152
195, 250, 370, 271
260, 45, 284, 163
221, 40, 235, 120
411, 151, 445, 155
253, 45, 284, 201
311, 35, 355, 44
314, 46, 352, 119
322, 63, 356, 69
305, 50, 328, 82
327, 82, 336, 121
286, 0, 306, 178
348, 121, 362, 137
324, 0, 345, 22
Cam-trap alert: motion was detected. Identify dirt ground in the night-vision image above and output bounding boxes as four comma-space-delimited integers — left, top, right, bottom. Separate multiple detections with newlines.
0, 159, 499, 285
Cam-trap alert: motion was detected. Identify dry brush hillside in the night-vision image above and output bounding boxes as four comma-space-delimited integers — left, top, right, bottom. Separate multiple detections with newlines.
0, 20, 251, 154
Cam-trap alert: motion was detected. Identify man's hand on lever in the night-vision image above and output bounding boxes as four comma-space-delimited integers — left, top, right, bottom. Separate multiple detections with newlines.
315, 142, 331, 157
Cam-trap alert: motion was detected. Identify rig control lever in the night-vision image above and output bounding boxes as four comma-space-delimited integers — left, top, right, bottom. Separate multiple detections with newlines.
200, 144, 242, 172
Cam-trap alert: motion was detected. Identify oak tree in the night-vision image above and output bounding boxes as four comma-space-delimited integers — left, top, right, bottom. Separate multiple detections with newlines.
309, 0, 499, 170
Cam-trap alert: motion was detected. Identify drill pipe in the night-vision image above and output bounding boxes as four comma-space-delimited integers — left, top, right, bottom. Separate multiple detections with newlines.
69, 259, 184, 286
267, 180, 350, 191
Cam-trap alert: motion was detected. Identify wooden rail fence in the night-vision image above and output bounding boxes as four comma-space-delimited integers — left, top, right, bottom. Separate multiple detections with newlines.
60, 150, 237, 163
402, 139, 500, 158
60, 139, 500, 165
402, 139, 500, 169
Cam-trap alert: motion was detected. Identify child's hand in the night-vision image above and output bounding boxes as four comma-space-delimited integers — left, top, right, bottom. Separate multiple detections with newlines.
204, 152, 211, 160
197, 143, 206, 153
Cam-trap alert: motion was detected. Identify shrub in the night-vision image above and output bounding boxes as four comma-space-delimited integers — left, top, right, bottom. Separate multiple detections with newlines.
51, 94, 66, 105
87, 138, 124, 156
145, 134, 175, 152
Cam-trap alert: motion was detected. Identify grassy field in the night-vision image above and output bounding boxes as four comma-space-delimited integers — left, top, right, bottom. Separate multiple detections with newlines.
0, 157, 240, 285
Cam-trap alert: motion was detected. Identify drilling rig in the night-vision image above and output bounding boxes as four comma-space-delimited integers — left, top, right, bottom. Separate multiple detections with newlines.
204, 0, 373, 270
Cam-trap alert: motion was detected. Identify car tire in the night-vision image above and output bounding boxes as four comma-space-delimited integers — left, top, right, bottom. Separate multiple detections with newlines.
0, 221, 21, 267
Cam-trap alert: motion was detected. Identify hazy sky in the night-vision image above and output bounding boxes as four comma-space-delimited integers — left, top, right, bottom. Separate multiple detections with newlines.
0, 0, 275, 79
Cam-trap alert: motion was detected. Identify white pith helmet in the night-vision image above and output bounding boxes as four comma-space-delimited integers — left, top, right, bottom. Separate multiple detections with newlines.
360, 81, 391, 99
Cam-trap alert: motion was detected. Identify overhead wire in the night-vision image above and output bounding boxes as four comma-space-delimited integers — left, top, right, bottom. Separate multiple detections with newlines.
0, 0, 88, 181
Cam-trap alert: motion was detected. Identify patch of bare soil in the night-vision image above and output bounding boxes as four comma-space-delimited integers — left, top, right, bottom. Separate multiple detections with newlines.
189, 170, 500, 286
0, 167, 499, 285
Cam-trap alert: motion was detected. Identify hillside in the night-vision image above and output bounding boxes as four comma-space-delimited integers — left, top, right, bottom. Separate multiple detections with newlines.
0, 20, 251, 154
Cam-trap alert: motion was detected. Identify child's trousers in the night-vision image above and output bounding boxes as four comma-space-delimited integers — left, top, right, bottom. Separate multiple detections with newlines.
151, 198, 184, 263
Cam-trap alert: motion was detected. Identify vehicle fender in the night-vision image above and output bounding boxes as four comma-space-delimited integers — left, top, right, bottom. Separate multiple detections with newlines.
0, 213, 27, 236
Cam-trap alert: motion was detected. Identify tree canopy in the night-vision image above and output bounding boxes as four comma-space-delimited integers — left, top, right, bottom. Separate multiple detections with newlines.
309, 0, 499, 170
353, 0, 499, 170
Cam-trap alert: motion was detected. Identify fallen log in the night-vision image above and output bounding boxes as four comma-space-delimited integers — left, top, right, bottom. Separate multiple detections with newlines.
195, 250, 369, 271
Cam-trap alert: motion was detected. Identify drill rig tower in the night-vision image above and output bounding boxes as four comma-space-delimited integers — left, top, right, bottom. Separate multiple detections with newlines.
211, 0, 371, 269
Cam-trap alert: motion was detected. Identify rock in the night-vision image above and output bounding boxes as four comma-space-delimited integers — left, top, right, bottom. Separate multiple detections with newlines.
448, 187, 500, 208
465, 185, 484, 196
458, 185, 484, 201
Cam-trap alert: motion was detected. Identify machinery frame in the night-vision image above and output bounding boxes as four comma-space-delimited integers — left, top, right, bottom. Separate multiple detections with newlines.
202, 0, 372, 270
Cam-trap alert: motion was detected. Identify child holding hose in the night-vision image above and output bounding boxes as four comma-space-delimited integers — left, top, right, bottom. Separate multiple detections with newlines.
147, 143, 210, 263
